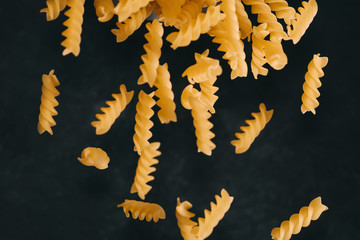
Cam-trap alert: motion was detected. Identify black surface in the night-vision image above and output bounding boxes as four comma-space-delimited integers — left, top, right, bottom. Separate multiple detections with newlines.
1, 1, 359, 240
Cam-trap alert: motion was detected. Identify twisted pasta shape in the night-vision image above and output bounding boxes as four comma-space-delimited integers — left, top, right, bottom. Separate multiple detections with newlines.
154, 63, 177, 124
118, 199, 166, 222
173, 0, 205, 29
37, 70, 60, 135
192, 189, 234, 240
166, 6, 224, 50
156, 0, 186, 26
271, 197, 328, 240
130, 142, 161, 200
251, 23, 270, 79
231, 103, 273, 154
133, 91, 156, 155
301, 54, 328, 114
264, 0, 296, 25
91, 84, 134, 135
61, 0, 85, 56
288, 0, 318, 44
111, 4, 155, 43
94, 0, 115, 22
40, 0, 67, 21
235, 0, 253, 40
138, 19, 164, 87
200, 78, 218, 114
77, 147, 110, 170
176, 198, 198, 240
114, 0, 153, 23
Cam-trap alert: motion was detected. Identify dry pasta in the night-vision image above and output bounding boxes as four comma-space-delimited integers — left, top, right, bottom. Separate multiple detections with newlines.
251, 23, 270, 79
156, 0, 186, 27
114, 0, 153, 23
235, 0, 253, 40
77, 147, 110, 170
173, 0, 205, 29
117, 199, 166, 222
301, 53, 328, 114
176, 198, 198, 240
264, 0, 296, 26
37, 70, 60, 135
40, 0, 68, 21
94, 0, 115, 22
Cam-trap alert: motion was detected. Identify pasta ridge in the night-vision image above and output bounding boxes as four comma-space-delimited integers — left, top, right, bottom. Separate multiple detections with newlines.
301, 54, 328, 114
176, 198, 198, 240
94, 0, 115, 22
271, 197, 328, 240
114, 0, 153, 23
235, 0, 253, 40
61, 0, 85, 56
91, 84, 134, 135
264, 0, 296, 25
40, 0, 68, 21
251, 23, 270, 79
38, 70, 60, 135
118, 199, 166, 222
174, 0, 205, 29
156, 0, 186, 26
231, 103, 273, 154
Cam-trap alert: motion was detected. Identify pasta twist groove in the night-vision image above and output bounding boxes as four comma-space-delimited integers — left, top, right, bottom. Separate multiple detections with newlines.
301, 54, 328, 114
40, 0, 67, 21
91, 84, 134, 135
176, 198, 198, 240
114, 0, 153, 23
271, 197, 328, 240
118, 199, 166, 222
264, 0, 296, 25
138, 19, 164, 87
231, 103, 273, 154
174, 0, 204, 29
156, 0, 186, 27
199, 78, 218, 114
94, 0, 115, 22
251, 23, 270, 79
37, 70, 60, 135
61, 0, 85, 56
235, 0, 253, 40
130, 142, 161, 200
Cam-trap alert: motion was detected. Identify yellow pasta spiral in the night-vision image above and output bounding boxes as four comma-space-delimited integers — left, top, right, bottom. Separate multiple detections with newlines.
199, 78, 218, 115
133, 91, 156, 155
77, 147, 110, 170
37, 70, 60, 135
288, 0, 318, 44
271, 197, 328, 240
235, 0, 253, 40
61, 0, 85, 56
111, 4, 155, 43
94, 0, 115, 22
117, 199, 166, 223
154, 63, 177, 124
264, 0, 296, 25
156, 0, 186, 26
251, 23, 270, 79
166, 6, 224, 50
176, 198, 198, 240
138, 19, 164, 87
174, 0, 204, 29
301, 54, 328, 114
114, 0, 153, 23
91, 84, 134, 135
130, 142, 161, 200
231, 103, 273, 154
40, 0, 67, 21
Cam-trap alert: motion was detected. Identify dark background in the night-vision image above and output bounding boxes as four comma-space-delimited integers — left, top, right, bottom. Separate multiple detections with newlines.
1, 1, 359, 239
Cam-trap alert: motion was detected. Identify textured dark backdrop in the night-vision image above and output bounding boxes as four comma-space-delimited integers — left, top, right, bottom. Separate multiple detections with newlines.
0, 1, 359, 240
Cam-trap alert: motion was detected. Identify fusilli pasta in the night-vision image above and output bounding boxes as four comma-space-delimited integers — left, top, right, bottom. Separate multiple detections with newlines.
77, 147, 110, 170
118, 199, 166, 222
264, 0, 296, 26
176, 198, 198, 240
235, 0, 253, 40
173, 0, 204, 29
251, 23, 270, 79
114, 0, 153, 23
156, 0, 186, 26
40, 0, 68, 21
94, 0, 115, 22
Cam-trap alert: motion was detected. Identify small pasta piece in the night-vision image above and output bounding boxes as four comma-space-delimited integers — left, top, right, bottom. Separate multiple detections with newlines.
271, 197, 328, 240
264, 0, 296, 26
235, 0, 253, 40
154, 63, 177, 124
181, 85, 200, 110
176, 198, 198, 240
38, 70, 60, 135
231, 103, 273, 154
94, 0, 115, 22
263, 40, 288, 70
156, 0, 186, 26
251, 23, 270, 79
91, 84, 134, 135
77, 147, 110, 170
114, 0, 153, 23
40, 0, 68, 21
138, 19, 164, 87
288, 0, 318, 44
118, 199, 166, 222
130, 142, 161, 200
301, 54, 328, 114
173, 0, 205, 29
61, 0, 85, 56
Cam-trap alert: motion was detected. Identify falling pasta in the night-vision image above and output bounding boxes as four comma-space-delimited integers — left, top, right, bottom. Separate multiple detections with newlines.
77, 147, 110, 170
117, 199, 166, 223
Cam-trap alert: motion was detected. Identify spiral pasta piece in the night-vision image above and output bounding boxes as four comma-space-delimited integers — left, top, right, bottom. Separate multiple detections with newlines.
156, 0, 186, 26
94, 0, 115, 22
288, 0, 318, 44
111, 4, 155, 43
130, 142, 161, 200
176, 198, 198, 240
264, 0, 296, 25
173, 0, 205, 29
37, 70, 60, 135
91, 84, 134, 135
138, 19, 164, 87
251, 23, 270, 79
166, 6, 224, 50
231, 103, 273, 154
40, 0, 68, 21
118, 199, 166, 222
235, 0, 253, 40
114, 0, 153, 23
154, 63, 177, 124
133, 91, 156, 155
77, 147, 110, 170
61, 0, 85, 56
271, 197, 328, 240
301, 54, 328, 114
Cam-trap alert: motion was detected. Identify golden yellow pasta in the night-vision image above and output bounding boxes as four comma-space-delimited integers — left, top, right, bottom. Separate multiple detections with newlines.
251, 23, 270, 79
94, 0, 115, 22
77, 147, 110, 170
180, 85, 200, 110
156, 0, 186, 26
288, 0, 318, 44
114, 0, 153, 23
117, 199, 166, 222
264, 0, 296, 26
154, 63, 177, 124
37, 70, 60, 135
130, 142, 161, 200
199, 78, 218, 114
176, 198, 198, 240
301, 53, 328, 114
173, 0, 204, 29
91, 84, 134, 135
133, 91, 156, 155
235, 0, 253, 40
138, 19, 164, 87
111, 4, 155, 43
40, 0, 67, 21
231, 103, 273, 154
61, 0, 85, 57
271, 197, 328, 240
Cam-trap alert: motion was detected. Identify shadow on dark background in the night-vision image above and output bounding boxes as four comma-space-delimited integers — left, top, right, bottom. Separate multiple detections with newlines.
0, 1, 359, 240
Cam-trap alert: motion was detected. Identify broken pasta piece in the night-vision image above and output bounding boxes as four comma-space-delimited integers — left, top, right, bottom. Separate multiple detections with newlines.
118, 199, 166, 222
